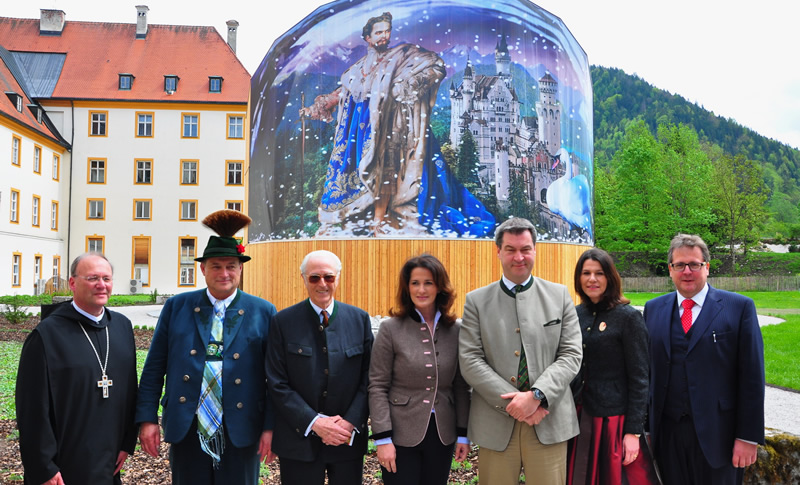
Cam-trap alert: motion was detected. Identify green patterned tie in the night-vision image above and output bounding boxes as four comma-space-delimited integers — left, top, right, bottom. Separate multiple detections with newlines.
198, 300, 225, 465
515, 285, 530, 392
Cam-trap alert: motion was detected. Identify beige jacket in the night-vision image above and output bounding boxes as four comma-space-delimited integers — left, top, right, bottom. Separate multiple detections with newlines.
369, 315, 470, 447
459, 278, 582, 451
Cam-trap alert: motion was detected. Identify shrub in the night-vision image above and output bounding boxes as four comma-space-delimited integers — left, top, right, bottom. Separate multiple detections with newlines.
1, 295, 32, 324
0, 294, 50, 306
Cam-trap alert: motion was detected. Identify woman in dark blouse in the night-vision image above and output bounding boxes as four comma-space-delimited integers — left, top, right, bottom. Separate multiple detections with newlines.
567, 248, 659, 485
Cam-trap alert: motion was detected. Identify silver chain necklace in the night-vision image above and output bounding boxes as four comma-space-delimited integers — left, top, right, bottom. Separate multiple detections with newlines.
79, 324, 113, 399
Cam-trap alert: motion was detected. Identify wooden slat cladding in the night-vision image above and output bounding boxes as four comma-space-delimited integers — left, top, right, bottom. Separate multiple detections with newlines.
242, 239, 589, 316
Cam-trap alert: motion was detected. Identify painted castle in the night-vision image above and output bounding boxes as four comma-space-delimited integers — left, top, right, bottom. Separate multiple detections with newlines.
448, 37, 575, 238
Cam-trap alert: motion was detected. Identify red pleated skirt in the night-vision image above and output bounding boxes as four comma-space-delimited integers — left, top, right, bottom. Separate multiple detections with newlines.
567, 405, 661, 485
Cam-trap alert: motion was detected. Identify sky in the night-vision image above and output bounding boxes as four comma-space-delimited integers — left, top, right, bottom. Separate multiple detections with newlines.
5, 0, 799, 149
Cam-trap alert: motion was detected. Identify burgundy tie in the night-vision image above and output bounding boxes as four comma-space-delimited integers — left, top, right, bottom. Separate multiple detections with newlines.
681, 299, 695, 334
321, 310, 329, 328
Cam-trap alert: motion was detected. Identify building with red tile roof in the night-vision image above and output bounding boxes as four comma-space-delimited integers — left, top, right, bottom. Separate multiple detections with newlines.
0, 45, 71, 293
0, 6, 251, 295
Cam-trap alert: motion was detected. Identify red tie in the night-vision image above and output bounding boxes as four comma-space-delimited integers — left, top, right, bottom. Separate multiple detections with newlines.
321, 310, 329, 328
681, 299, 695, 333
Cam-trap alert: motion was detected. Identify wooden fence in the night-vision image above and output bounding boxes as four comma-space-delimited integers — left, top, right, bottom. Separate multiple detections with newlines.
623, 275, 800, 293
243, 239, 589, 316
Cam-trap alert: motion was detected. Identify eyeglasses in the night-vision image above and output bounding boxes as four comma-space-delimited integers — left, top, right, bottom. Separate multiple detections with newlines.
669, 262, 706, 272
307, 274, 336, 284
76, 275, 113, 283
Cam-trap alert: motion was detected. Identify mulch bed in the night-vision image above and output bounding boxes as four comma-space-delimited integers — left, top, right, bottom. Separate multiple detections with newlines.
0, 316, 480, 484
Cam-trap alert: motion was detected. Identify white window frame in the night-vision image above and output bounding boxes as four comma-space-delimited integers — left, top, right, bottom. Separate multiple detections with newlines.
181, 201, 197, 220
135, 200, 151, 220
89, 159, 106, 183
89, 199, 105, 219
227, 162, 243, 185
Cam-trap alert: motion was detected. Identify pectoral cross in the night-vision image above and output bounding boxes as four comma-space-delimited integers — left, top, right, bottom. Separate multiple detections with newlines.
97, 374, 113, 399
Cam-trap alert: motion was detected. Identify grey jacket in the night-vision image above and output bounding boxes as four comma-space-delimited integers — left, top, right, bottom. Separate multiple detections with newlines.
459, 278, 582, 450
369, 315, 470, 447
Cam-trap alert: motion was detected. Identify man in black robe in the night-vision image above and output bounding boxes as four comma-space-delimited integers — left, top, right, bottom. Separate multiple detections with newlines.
16, 252, 138, 485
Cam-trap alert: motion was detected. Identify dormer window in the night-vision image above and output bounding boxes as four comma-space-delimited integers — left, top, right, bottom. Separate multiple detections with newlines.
119, 74, 135, 90
28, 104, 44, 123
164, 75, 179, 94
5, 92, 24, 112
209, 76, 223, 93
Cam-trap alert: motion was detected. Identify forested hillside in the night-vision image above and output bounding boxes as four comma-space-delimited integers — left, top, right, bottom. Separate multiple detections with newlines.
591, 66, 800, 241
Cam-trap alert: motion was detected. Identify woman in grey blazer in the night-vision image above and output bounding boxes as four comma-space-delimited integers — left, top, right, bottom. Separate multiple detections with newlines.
368, 254, 470, 485
567, 248, 659, 485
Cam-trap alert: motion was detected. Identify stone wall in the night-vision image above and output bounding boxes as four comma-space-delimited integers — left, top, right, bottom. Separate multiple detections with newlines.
745, 431, 800, 484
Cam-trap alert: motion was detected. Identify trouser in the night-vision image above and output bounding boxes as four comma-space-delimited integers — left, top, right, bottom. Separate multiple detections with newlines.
478, 420, 567, 485
656, 415, 742, 485
381, 416, 455, 485
169, 418, 260, 485
279, 456, 363, 485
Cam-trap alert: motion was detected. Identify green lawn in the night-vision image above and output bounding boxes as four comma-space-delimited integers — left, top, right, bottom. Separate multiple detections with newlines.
624, 292, 668, 306
625, 291, 799, 310
0, 294, 159, 308
625, 291, 800, 391
0, 343, 19, 419
0, 344, 149, 420
761, 315, 800, 390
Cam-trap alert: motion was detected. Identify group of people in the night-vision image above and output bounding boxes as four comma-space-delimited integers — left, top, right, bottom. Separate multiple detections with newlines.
15, 213, 765, 485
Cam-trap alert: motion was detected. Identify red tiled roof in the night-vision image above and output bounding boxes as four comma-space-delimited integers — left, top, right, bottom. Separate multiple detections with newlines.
0, 54, 62, 142
0, 17, 249, 104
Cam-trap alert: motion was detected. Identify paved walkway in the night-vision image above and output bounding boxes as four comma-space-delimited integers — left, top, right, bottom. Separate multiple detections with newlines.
22, 304, 800, 436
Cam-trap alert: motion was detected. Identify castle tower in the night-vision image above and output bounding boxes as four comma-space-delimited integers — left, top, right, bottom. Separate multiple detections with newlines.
495, 35, 511, 86
535, 73, 561, 156
462, 57, 475, 109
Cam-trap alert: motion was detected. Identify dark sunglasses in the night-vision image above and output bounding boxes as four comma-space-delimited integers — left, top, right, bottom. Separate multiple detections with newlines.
307, 274, 336, 284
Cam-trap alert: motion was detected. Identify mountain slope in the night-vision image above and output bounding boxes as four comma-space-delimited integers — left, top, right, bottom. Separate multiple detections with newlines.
592, 65, 800, 234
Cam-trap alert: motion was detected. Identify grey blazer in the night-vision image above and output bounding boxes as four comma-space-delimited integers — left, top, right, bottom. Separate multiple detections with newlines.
459, 278, 582, 450
369, 315, 470, 447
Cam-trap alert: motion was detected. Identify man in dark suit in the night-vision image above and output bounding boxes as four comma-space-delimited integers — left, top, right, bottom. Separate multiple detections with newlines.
136, 210, 277, 485
644, 234, 765, 485
266, 250, 374, 484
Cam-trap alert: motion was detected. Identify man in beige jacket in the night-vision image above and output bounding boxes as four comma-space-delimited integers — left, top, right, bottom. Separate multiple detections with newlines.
459, 217, 582, 484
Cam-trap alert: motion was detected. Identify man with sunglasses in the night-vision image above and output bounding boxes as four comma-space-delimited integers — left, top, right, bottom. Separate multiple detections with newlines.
644, 234, 765, 485
266, 250, 374, 484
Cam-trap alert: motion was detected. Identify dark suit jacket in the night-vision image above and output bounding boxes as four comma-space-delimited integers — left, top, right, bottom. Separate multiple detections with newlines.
136, 289, 276, 448
368, 315, 470, 447
644, 285, 765, 468
266, 299, 374, 462
575, 302, 649, 435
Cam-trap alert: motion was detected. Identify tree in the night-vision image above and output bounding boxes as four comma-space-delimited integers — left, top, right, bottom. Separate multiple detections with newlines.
658, 123, 716, 244
602, 119, 672, 253
711, 153, 768, 271
440, 142, 457, 171
593, 164, 618, 249
455, 130, 481, 193
507, 169, 532, 221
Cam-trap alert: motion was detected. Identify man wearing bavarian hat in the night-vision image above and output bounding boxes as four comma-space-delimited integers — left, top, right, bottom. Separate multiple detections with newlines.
136, 210, 277, 485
